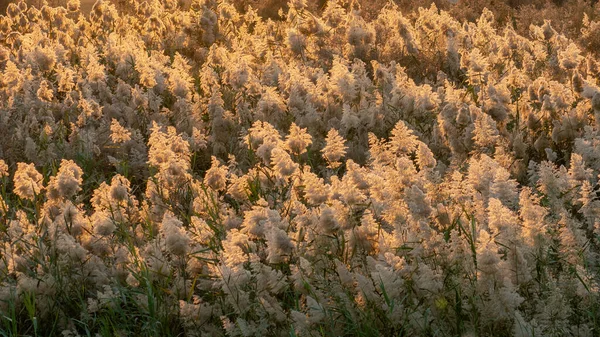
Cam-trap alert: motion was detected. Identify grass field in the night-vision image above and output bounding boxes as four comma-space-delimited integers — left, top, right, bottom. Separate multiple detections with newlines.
1, 0, 600, 336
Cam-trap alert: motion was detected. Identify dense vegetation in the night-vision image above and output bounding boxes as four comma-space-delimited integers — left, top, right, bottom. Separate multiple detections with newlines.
1, 0, 600, 335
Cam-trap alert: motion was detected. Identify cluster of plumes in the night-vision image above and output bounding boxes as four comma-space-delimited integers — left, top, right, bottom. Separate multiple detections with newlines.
1, 0, 600, 336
